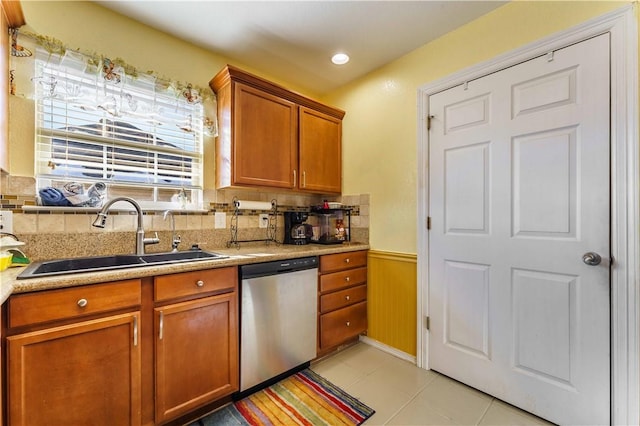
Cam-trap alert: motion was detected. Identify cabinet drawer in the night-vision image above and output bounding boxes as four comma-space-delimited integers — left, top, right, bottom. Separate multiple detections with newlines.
320, 250, 367, 273
319, 267, 366, 293
8, 279, 141, 328
319, 301, 367, 349
154, 267, 237, 302
320, 284, 366, 313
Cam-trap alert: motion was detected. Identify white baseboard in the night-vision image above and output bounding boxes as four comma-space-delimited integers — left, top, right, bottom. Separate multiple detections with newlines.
359, 335, 417, 365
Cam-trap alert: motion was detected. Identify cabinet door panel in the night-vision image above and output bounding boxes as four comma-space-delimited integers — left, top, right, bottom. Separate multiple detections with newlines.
7, 313, 141, 426
8, 279, 141, 328
320, 250, 367, 273
154, 267, 237, 302
320, 284, 367, 313
320, 302, 367, 350
299, 106, 342, 193
319, 267, 367, 293
233, 83, 297, 189
155, 293, 238, 423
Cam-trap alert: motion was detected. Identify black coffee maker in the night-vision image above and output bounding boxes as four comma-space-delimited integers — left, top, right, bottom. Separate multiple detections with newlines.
283, 211, 313, 245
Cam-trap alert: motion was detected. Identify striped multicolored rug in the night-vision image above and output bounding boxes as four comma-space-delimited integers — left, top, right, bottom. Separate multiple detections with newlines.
196, 369, 375, 426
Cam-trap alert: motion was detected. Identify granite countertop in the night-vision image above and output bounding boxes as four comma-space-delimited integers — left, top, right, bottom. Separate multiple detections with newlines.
0, 242, 369, 303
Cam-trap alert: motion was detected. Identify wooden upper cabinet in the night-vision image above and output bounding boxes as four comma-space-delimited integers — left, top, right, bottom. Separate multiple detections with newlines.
232, 82, 298, 189
299, 106, 342, 193
0, 0, 26, 173
210, 65, 345, 193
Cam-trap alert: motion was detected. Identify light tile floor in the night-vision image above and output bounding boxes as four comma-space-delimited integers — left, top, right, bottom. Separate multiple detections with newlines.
311, 343, 554, 426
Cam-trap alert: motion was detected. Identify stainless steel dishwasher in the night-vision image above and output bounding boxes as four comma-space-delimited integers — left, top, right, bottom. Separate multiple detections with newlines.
239, 256, 318, 393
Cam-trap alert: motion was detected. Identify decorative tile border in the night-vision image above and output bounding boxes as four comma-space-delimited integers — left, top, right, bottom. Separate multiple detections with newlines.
1, 179, 369, 254
0, 194, 37, 211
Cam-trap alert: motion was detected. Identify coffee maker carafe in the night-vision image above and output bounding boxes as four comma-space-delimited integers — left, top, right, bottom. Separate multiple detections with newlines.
283, 211, 313, 245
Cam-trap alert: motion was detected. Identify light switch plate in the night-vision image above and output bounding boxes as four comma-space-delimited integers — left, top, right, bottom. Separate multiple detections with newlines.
0, 211, 13, 234
214, 212, 226, 229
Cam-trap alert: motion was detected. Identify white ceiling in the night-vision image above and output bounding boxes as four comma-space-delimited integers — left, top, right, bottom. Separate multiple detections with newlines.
95, 1, 506, 94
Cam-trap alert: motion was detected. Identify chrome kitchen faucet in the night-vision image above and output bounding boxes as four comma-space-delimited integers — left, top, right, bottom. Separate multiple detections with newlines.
92, 196, 159, 255
163, 210, 181, 253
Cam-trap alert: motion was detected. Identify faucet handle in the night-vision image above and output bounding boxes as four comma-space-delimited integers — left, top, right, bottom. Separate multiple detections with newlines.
144, 232, 160, 246
172, 234, 181, 251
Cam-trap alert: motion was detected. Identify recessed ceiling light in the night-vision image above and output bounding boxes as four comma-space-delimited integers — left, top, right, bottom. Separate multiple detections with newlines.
331, 53, 350, 65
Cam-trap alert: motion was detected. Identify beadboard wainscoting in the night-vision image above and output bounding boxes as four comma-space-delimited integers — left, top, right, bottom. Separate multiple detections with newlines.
367, 250, 417, 357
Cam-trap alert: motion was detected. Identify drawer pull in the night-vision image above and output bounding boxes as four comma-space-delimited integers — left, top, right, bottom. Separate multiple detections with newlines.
346, 321, 351, 327
77, 298, 88, 308
345, 276, 350, 282
196, 280, 205, 287
133, 315, 138, 347
345, 258, 350, 264
345, 295, 350, 301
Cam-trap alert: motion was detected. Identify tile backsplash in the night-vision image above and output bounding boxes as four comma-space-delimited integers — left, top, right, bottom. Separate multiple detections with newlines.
0, 174, 369, 262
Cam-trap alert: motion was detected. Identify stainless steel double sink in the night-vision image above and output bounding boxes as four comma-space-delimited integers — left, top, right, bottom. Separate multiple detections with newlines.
17, 250, 228, 279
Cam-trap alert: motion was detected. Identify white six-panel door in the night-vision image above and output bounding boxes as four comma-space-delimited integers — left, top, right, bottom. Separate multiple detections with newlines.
428, 34, 610, 425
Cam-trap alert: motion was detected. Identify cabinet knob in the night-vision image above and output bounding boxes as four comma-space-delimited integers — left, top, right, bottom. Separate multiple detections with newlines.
345, 276, 350, 282
77, 298, 88, 308
196, 280, 205, 287
345, 258, 350, 264
346, 321, 351, 327
345, 295, 350, 301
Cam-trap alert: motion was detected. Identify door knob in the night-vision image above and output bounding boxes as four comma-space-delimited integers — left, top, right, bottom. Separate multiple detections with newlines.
582, 252, 602, 266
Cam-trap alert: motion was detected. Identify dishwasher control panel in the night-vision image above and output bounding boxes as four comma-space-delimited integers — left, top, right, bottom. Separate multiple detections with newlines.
240, 256, 318, 279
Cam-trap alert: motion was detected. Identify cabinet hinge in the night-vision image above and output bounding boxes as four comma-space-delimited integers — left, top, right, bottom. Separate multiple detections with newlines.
427, 115, 433, 130
425, 316, 430, 330
427, 216, 431, 230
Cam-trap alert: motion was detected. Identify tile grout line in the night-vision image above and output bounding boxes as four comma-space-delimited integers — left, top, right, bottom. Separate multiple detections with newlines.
338, 352, 422, 425
475, 397, 496, 425
380, 371, 443, 425
381, 389, 428, 425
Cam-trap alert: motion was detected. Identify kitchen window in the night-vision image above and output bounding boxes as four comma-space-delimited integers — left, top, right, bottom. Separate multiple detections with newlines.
33, 49, 204, 208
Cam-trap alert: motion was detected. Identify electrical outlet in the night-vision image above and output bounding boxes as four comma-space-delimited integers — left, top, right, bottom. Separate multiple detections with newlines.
259, 214, 269, 228
0, 211, 13, 234
214, 212, 226, 229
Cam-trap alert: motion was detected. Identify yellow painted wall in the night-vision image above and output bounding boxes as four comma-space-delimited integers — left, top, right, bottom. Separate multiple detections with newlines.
322, 0, 634, 356
322, 0, 631, 254
13, 2, 632, 242
8, 1, 637, 358
9, 1, 319, 185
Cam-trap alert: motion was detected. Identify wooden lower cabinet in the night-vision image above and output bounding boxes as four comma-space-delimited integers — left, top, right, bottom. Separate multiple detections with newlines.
319, 301, 367, 349
318, 251, 368, 354
4, 267, 239, 425
154, 292, 238, 423
7, 312, 141, 426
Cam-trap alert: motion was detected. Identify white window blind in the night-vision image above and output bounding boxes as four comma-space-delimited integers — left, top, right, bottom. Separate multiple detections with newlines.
34, 50, 204, 207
